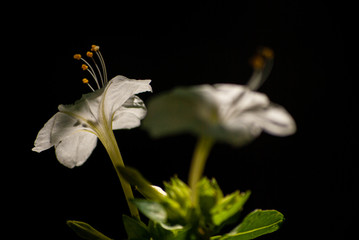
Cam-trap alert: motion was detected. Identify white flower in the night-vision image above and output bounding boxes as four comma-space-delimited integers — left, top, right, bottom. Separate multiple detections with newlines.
143, 84, 295, 146
33, 75, 152, 168
143, 48, 296, 146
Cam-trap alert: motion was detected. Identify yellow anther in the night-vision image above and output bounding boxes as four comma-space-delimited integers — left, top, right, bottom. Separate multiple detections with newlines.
260, 47, 274, 59
250, 55, 265, 70
81, 64, 88, 71
73, 54, 82, 60
82, 78, 89, 84
86, 51, 93, 58
91, 45, 100, 52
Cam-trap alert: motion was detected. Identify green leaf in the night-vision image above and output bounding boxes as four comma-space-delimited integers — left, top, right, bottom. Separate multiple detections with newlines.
211, 191, 251, 226
210, 236, 223, 240
66, 221, 113, 240
116, 166, 166, 201
221, 209, 284, 240
148, 220, 188, 240
122, 215, 150, 240
132, 199, 167, 223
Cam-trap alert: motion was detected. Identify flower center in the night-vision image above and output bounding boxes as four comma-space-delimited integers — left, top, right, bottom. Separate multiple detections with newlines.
74, 45, 108, 92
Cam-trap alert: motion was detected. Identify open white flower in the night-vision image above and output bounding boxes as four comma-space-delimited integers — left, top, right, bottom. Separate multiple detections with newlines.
143, 48, 296, 146
33, 46, 152, 168
33, 75, 151, 168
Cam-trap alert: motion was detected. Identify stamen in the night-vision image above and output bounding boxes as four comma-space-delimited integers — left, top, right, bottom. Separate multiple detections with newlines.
74, 45, 109, 91
81, 62, 101, 89
86, 51, 104, 86
260, 47, 274, 59
82, 78, 95, 92
91, 45, 108, 84
91, 45, 100, 52
247, 47, 274, 91
81, 64, 89, 71
97, 51, 108, 84
86, 51, 93, 58
73, 54, 82, 60
249, 55, 265, 70
74, 55, 101, 89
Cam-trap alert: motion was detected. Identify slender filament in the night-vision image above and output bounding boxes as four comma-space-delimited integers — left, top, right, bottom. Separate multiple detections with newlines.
80, 58, 101, 89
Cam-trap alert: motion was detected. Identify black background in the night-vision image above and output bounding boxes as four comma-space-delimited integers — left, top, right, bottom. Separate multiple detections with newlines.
9, 1, 357, 240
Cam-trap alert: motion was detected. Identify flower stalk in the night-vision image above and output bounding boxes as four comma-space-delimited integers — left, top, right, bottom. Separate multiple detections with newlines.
188, 136, 214, 205
94, 85, 141, 220
98, 127, 141, 220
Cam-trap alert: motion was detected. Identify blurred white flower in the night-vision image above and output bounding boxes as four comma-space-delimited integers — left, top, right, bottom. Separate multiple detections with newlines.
143, 48, 295, 146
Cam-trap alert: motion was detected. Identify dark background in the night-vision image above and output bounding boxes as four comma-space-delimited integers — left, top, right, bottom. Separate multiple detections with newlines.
10, 1, 357, 240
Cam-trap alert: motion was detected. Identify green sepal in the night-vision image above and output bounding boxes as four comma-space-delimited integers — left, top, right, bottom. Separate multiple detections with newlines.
211, 190, 251, 226
198, 178, 224, 224
122, 215, 150, 240
220, 209, 284, 240
163, 176, 192, 208
66, 220, 113, 240
163, 176, 193, 225
197, 177, 250, 228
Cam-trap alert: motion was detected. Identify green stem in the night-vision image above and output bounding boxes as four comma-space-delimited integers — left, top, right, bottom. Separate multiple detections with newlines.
188, 136, 214, 205
99, 129, 140, 220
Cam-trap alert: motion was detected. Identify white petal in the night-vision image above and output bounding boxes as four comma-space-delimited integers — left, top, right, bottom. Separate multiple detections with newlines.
213, 84, 270, 114
32, 113, 58, 152
55, 131, 98, 168
222, 103, 296, 142
199, 84, 295, 143
255, 104, 297, 136
49, 112, 86, 144
112, 96, 147, 130
212, 122, 261, 146
143, 86, 218, 138
103, 75, 152, 125
203, 84, 247, 105
58, 89, 104, 123
32, 111, 95, 156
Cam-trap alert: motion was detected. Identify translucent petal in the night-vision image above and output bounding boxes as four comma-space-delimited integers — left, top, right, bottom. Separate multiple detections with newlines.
112, 96, 148, 130
143, 86, 219, 138
198, 84, 246, 106
218, 118, 262, 146
32, 113, 58, 153
55, 131, 98, 168
223, 103, 296, 141
50, 112, 90, 145
58, 89, 104, 123
212, 84, 270, 115
103, 75, 152, 126
254, 104, 297, 136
